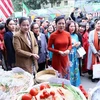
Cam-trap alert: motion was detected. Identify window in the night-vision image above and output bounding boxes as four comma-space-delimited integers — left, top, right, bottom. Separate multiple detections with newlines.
64, 1, 68, 6
56, 2, 60, 7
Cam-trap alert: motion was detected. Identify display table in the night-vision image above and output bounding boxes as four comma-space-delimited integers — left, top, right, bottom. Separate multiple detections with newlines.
16, 68, 87, 100
17, 82, 87, 100
1, 67, 99, 100
0, 67, 34, 100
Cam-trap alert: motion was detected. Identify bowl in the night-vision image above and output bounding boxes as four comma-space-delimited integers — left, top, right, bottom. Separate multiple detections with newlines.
35, 69, 57, 83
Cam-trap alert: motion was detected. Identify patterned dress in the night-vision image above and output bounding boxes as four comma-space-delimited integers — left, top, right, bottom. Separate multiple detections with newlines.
69, 33, 81, 87
47, 32, 53, 61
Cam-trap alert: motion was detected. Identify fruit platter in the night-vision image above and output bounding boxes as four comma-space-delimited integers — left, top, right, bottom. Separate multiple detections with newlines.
0, 67, 34, 100
17, 82, 87, 100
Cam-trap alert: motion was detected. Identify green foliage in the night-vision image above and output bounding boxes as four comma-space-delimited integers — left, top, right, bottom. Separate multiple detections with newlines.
12, 0, 23, 11
12, 0, 60, 12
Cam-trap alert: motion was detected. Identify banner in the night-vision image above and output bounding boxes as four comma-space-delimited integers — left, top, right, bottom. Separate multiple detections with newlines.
22, 3, 30, 17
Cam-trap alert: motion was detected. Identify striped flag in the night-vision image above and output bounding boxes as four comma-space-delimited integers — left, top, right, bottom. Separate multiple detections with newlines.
0, 0, 14, 21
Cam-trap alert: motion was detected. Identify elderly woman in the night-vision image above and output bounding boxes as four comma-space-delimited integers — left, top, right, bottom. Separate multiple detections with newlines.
87, 19, 100, 82
13, 17, 39, 74
31, 23, 49, 72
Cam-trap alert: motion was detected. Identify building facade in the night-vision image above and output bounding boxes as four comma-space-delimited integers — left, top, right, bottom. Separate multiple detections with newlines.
41, 0, 75, 16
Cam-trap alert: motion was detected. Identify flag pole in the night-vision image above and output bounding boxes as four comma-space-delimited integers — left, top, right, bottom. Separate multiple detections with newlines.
22, 0, 24, 16
22, 0, 25, 17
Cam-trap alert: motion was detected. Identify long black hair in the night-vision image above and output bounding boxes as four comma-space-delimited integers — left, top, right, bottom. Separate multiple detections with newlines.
5, 18, 13, 32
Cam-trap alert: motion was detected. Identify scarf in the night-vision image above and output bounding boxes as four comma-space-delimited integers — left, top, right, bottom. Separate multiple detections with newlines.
34, 33, 41, 54
92, 30, 100, 69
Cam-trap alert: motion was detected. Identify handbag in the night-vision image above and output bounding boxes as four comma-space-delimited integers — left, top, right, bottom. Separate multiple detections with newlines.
76, 46, 86, 58
93, 57, 100, 79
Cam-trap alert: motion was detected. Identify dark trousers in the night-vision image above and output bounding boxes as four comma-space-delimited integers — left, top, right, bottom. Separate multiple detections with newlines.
48, 60, 52, 66
37, 61, 46, 72
79, 58, 82, 76
0, 50, 2, 60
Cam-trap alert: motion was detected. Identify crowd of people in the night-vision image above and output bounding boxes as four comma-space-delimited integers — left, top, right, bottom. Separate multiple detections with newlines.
0, 8, 100, 87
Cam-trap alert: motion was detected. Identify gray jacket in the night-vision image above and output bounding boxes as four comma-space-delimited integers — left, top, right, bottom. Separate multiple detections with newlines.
87, 30, 98, 69
38, 33, 49, 63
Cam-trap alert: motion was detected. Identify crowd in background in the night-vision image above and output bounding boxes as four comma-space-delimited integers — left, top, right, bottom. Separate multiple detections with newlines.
0, 7, 100, 87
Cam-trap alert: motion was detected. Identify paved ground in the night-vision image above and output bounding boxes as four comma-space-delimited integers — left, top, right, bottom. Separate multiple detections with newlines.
81, 73, 99, 91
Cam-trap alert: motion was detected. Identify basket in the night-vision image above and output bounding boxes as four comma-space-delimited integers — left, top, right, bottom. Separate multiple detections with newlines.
35, 69, 57, 83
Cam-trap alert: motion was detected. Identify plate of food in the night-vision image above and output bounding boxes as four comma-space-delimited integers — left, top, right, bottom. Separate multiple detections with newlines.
0, 68, 34, 100
17, 82, 87, 100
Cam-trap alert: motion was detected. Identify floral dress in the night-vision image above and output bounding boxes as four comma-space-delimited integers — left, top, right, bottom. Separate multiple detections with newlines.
69, 33, 81, 87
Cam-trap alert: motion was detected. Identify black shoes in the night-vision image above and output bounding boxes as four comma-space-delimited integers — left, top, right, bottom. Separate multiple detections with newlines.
91, 78, 99, 82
